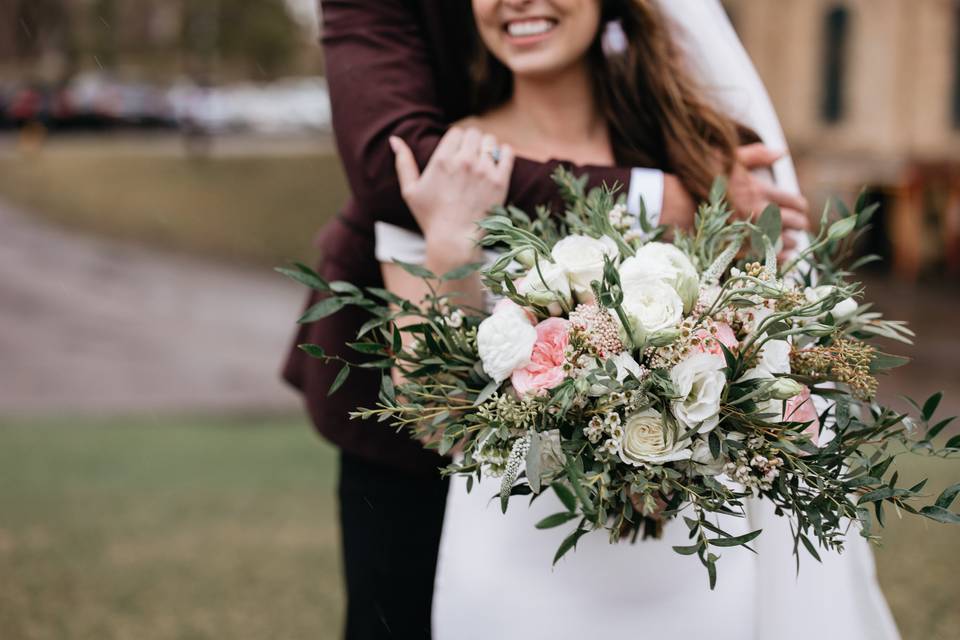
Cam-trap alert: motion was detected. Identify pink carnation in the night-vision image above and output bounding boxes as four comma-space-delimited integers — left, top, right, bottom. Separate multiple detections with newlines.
693, 321, 739, 356
511, 318, 571, 398
783, 385, 821, 445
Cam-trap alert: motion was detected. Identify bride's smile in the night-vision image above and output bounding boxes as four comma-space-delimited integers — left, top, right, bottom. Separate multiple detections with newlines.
474, 0, 600, 76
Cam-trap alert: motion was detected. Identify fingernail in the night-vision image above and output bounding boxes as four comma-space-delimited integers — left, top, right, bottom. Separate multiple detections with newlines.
388, 136, 401, 152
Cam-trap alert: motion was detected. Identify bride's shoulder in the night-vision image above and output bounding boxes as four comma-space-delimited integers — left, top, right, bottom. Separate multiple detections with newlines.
452, 110, 512, 139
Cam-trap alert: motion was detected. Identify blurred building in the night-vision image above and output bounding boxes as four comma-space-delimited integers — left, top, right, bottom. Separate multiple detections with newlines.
724, 0, 960, 279
0, 0, 316, 83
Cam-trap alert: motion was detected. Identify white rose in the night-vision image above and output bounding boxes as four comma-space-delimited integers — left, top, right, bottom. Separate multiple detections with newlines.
618, 408, 693, 466
619, 242, 700, 312
670, 352, 727, 434
518, 261, 573, 316
476, 302, 537, 382
804, 286, 858, 323
617, 280, 683, 343
551, 234, 619, 302
740, 339, 792, 382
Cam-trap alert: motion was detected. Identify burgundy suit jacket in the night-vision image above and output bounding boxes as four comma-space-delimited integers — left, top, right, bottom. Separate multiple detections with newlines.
283, 0, 634, 475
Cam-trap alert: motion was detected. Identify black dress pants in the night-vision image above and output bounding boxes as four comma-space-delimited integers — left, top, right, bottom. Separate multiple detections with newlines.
337, 452, 449, 640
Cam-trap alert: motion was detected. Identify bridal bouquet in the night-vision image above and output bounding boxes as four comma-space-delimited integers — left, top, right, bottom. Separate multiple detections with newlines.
282, 170, 958, 586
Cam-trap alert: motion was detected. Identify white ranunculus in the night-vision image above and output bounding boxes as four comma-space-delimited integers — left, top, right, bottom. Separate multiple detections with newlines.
689, 436, 726, 476
804, 286, 858, 323
518, 261, 572, 316
619, 242, 700, 312
618, 408, 693, 466
550, 234, 619, 302
670, 352, 727, 434
617, 280, 684, 343
476, 302, 537, 382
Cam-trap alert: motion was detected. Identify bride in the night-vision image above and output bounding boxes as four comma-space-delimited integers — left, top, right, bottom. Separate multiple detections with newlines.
381, 0, 900, 637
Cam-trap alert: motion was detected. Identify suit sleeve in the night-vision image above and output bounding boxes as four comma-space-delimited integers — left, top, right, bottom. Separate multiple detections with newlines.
320, 0, 633, 231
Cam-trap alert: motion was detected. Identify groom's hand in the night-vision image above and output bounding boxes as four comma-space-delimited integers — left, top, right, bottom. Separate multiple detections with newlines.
728, 144, 810, 249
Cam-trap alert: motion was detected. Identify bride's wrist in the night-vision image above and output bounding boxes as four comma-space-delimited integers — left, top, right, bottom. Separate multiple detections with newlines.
424, 235, 482, 274
659, 174, 696, 230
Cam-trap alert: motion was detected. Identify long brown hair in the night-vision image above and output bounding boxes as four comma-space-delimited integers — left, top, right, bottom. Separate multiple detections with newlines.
469, 0, 747, 202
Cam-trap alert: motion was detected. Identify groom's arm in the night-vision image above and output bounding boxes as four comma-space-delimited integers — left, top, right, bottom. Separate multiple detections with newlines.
319, 0, 686, 231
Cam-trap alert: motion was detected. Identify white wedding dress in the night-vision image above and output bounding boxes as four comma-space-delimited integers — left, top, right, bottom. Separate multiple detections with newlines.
377, 2, 901, 638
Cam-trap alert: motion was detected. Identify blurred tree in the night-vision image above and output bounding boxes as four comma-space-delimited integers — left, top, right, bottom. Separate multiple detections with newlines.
182, 0, 301, 80
88, 0, 118, 69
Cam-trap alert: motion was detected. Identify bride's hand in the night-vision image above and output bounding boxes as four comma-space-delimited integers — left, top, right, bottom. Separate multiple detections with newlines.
390, 128, 515, 267
727, 143, 810, 251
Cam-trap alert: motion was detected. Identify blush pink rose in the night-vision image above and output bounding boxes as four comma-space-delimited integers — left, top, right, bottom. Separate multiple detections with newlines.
511, 318, 571, 398
783, 385, 821, 445
693, 322, 739, 356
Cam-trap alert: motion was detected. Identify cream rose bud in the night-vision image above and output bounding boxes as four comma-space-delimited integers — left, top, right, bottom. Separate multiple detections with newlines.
617, 280, 683, 344
518, 261, 572, 315
476, 301, 537, 383
550, 234, 619, 301
767, 377, 805, 401
670, 352, 727, 434
618, 408, 693, 466
619, 242, 700, 312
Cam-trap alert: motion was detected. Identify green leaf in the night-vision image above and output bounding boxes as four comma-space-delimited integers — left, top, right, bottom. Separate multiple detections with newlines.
329, 281, 362, 296
799, 534, 822, 562
751, 204, 782, 255
858, 487, 894, 504
475, 379, 499, 406
935, 483, 960, 510
922, 392, 943, 421
927, 416, 956, 440
347, 342, 384, 354
827, 216, 857, 241
709, 177, 727, 206
919, 505, 960, 524
709, 528, 763, 548
536, 512, 579, 529
553, 528, 587, 565
946, 434, 960, 449
298, 344, 326, 359
394, 260, 436, 279
706, 553, 718, 590
552, 483, 577, 512
441, 262, 484, 281
299, 296, 349, 323
869, 352, 911, 373
328, 364, 351, 396
672, 543, 701, 556
275, 266, 327, 290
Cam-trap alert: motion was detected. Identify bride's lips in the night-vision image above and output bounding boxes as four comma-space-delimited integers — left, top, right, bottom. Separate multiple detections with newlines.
502, 17, 559, 46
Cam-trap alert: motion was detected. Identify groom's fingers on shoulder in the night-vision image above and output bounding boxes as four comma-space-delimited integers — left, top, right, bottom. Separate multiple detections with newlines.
780, 208, 810, 231
494, 144, 515, 184
390, 136, 421, 192
736, 143, 783, 168
436, 127, 464, 158
765, 186, 809, 215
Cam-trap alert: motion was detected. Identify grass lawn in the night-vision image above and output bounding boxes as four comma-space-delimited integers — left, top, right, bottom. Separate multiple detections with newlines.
0, 140, 350, 266
0, 416, 957, 639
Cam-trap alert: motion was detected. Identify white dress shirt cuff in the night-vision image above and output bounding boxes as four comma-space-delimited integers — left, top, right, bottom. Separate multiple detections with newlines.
626, 168, 664, 228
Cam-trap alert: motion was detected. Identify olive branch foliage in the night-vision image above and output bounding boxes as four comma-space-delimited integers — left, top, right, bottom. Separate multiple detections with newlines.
279, 168, 959, 589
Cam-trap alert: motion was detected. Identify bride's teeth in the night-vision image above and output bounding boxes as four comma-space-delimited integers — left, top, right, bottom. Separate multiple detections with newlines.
507, 19, 555, 38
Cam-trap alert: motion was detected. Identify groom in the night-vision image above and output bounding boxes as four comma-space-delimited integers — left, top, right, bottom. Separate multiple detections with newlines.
283, 1, 809, 638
